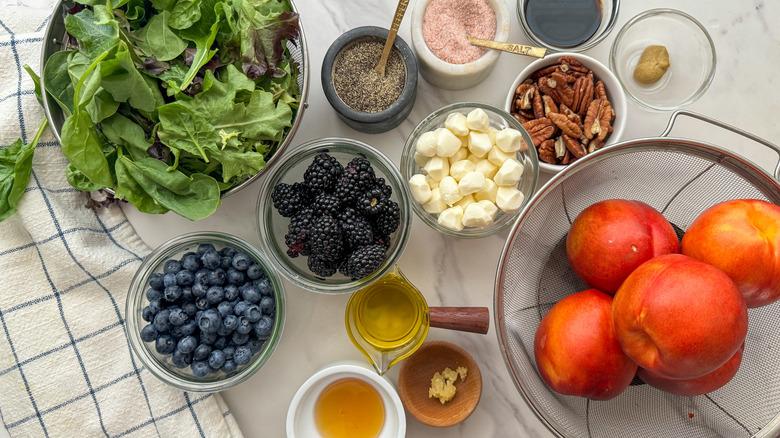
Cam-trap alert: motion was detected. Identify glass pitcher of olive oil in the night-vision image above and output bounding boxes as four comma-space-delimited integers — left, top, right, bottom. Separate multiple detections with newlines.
345, 265, 489, 375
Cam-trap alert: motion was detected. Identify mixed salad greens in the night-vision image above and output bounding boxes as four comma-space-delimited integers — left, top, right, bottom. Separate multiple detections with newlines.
1, 0, 301, 221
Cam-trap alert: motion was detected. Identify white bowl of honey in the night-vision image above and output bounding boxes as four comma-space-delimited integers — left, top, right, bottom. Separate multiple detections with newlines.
286, 361, 406, 438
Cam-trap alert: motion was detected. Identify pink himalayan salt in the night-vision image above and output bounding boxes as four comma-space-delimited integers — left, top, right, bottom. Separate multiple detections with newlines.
422, 0, 497, 64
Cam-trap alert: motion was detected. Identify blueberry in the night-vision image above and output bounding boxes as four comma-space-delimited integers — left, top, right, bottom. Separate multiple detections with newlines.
163, 259, 182, 275
220, 246, 238, 259
168, 307, 188, 326
208, 350, 226, 370
221, 360, 237, 373
193, 344, 212, 361
142, 305, 157, 322
206, 286, 225, 305
169, 325, 185, 340
148, 273, 165, 291
207, 269, 226, 286
162, 273, 176, 289
172, 349, 193, 368
231, 253, 251, 271
201, 249, 221, 270
217, 301, 234, 318
231, 331, 249, 345
140, 324, 158, 342
181, 252, 201, 272
244, 304, 262, 323
247, 339, 265, 354
223, 346, 236, 360
197, 243, 216, 256
198, 309, 222, 334
192, 282, 208, 298
217, 324, 234, 337
241, 285, 261, 304
200, 331, 217, 345
175, 270, 194, 287
254, 315, 274, 340
224, 284, 239, 301
223, 314, 238, 332
260, 296, 275, 315
226, 268, 245, 286
191, 360, 210, 378
220, 256, 232, 270
213, 336, 228, 351
164, 285, 182, 302
180, 319, 198, 336
177, 335, 198, 354
146, 288, 163, 302
153, 309, 172, 333
255, 278, 273, 297
155, 334, 175, 354
195, 297, 209, 310
233, 345, 252, 365
194, 269, 210, 286
180, 287, 194, 303
236, 316, 252, 335
233, 301, 249, 317
246, 264, 264, 280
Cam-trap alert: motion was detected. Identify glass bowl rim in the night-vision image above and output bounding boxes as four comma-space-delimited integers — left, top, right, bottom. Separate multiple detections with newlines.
256, 137, 412, 294
125, 231, 286, 392
608, 7, 717, 112
400, 101, 540, 238
516, 0, 621, 53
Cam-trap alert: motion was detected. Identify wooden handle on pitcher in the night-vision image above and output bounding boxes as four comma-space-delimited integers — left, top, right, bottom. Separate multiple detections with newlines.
428, 307, 490, 334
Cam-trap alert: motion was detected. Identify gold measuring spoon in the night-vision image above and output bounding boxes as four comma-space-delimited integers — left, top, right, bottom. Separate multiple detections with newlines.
375, 0, 410, 76
467, 35, 547, 58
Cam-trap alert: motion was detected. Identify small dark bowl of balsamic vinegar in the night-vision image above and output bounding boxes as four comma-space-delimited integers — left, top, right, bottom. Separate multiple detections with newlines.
517, 0, 620, 52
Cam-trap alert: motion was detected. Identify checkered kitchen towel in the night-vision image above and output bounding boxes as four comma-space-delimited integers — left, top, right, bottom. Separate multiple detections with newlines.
0, 5, 243, 438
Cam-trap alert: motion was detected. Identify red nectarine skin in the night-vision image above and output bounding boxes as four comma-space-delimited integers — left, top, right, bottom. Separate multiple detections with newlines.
612, 254, 748, 380
637, 343, 744, 397
566, 199, 680, 294
534, 289, 638, 401
682, 199, 780, 308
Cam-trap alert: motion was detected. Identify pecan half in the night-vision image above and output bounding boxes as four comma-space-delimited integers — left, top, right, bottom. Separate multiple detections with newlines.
514, 84, 534, 111
549, 112, 583, 139
522, 117, 555, 146
562, 134, 587, 158
542, 95, 558, 116
558, 56, 590, 74
559, 104, 582, 126
572, 76, 595, 116
584, 99, 612, 141
595, 81, 615, 121
538, 73, 574, 107
586, 137, 605, 153
512, 112, 530, 124
532, 85, 545, 119
538, 139, 558, 164
560, 149, 575, 165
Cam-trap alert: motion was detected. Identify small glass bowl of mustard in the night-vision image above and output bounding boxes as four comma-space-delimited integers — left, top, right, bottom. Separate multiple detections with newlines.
610, 8, 716, 111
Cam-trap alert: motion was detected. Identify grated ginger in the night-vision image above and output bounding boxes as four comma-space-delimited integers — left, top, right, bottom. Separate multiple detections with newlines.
428, 366, 468, 404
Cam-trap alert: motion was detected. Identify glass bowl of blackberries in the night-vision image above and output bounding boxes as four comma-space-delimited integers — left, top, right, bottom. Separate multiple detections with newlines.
125, 232, 284, 392
256, 137, 412, 294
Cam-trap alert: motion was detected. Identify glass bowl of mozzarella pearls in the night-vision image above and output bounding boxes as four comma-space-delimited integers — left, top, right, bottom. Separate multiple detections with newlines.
401, 102, 539, 238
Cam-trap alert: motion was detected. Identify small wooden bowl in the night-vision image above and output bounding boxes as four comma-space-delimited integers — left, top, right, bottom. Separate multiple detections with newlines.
397, 340, 482, 427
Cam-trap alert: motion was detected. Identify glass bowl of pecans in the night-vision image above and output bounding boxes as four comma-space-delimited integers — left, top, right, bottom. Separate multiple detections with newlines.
504, 53, 626, 173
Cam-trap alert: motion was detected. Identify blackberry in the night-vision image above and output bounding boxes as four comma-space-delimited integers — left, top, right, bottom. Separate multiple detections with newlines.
271, 183, 302, 218
304, 152, 343, 194
313, 192, 342, 217
307, 255, 339, 277
356, 187, 388, 217
308, 215, 345, 262
333, 156, 377, 204
340, 244, 388, 280
284, 208, 313, 258
372, 177, 393, 199
339, 208, 374, 248
372, 199, 401, 236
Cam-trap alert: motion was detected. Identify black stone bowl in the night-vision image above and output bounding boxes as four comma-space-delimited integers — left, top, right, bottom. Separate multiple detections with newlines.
321, 26, 418, 134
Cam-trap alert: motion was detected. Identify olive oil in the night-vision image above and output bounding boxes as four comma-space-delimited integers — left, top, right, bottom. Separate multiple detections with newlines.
352, 273, 427, 351
524, 0, 603, 48
314, 377, 385, 438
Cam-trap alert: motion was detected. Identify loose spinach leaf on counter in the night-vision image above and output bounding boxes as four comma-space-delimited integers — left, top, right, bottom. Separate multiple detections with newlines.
0, 120, 48, 222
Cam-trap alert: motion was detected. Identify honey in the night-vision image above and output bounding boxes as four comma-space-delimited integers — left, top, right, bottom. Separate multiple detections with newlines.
314, 377, 385, 438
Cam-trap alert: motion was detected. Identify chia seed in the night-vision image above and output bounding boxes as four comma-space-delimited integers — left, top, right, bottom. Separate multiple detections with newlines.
332, 37, 406, 114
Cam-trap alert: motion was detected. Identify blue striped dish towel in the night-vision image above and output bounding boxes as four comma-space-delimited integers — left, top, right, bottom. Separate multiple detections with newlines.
0, 5, 243, 437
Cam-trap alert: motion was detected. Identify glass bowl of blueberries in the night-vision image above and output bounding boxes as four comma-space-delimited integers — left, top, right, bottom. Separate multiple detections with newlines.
256, 137, 412, 294
125, 232, 284, 392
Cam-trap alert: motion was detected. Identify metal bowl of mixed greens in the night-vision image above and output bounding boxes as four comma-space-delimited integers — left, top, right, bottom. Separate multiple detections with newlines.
39, 0, 308, 221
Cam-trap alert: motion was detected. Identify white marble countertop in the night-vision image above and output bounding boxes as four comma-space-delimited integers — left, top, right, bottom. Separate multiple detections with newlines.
118, 0, 780, 437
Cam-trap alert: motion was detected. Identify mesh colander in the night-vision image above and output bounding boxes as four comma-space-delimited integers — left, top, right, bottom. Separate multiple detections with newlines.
495, 111, 780, 438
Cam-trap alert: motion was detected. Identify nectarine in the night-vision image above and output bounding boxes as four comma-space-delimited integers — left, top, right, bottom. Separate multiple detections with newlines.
637, 343, 744, 397
566, 199, 680, 294
534, 289, 638, 401
612, 254, 748, 380
682, 199, 780, 308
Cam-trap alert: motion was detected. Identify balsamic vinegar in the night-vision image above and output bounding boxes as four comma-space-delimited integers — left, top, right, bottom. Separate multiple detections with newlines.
524, 0, 603, 48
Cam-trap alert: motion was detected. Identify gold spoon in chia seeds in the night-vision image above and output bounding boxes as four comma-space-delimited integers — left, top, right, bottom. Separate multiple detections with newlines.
467, 35, 547, 58
375, 0, 410, 77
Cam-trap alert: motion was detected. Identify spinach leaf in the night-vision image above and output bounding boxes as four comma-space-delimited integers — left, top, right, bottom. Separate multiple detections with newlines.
0, 119, 48, 222
100, 45, 165, 112
66, 162, 104, 192
169, 0, 202, 30
136, 11, 188, 61
43, 50, 76, 117
23, 65, 44, 106
65, 8, 120, 59
101, 113, 153, 161
61, 111, 114, 188
114, 155, 220, 220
